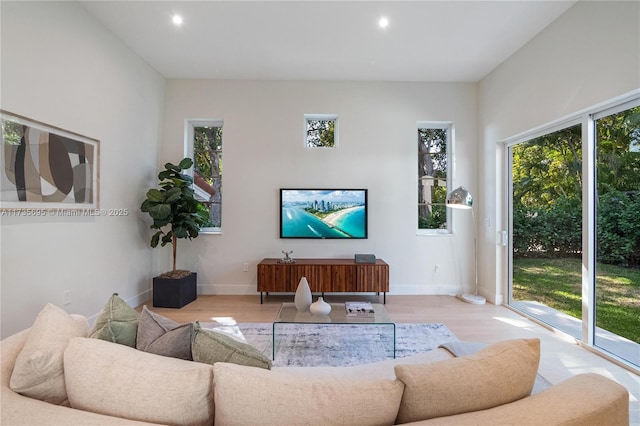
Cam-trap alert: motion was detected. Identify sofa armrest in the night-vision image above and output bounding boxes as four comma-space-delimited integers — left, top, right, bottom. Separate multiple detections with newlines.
406, 373, 629, 426
1, 330, 157, 425
1, 329, 30, 388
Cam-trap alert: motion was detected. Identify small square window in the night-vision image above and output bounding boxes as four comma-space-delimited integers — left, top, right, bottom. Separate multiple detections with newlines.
305, 114, 338, 148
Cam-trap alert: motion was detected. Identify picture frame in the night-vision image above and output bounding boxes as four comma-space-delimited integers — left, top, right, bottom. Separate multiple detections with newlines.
1, 110, 100, 210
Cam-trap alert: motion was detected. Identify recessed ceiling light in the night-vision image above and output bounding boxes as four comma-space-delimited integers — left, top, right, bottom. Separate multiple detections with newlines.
378, 16, 389, 29
172, 14, 183, 26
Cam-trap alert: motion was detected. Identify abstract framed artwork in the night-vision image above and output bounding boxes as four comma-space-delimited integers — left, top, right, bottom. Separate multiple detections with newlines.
1, 110, 99, 210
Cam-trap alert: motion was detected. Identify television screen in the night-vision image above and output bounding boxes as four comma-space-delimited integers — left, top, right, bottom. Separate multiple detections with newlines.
280, 189, 368, 239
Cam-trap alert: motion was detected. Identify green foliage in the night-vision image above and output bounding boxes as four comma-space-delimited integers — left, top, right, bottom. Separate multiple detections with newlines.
596, 191, 640, 267
512, 107, 640, 268
418, 204, 447, 229
140, 158, 210, 271
193, 125, 223, 228
512, 124, 582, 208
512, 196, 582, 257
513, 257, 640, 343
514, 193, 640, 268
306, 119, 335, 147
418, 128, 448, 230
596, 107, 640, 192
1, 120, 23, 145
193, 126, 222, 184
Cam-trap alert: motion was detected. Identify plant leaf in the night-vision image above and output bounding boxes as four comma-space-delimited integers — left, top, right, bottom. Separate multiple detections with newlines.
150, 231, 162, 248
149, 203, 172, 220
173, 226, 189, 239
146, 188, 163, 202
178, 157, 193, 169
165, 162, 180, 172
163, 187, 182, 203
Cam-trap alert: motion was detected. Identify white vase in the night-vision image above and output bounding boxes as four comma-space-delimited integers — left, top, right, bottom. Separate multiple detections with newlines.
310, 297, 331, 316
294, 277, 312, 312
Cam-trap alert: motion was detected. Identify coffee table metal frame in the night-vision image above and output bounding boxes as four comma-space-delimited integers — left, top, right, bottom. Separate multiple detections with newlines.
272, 302, 396, 360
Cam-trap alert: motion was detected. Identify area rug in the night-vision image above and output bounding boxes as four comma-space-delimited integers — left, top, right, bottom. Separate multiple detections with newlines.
209, 322, 458, 367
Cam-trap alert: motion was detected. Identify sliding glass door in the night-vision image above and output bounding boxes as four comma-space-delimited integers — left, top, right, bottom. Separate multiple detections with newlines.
507, 96, 639, 369
592, 103, 640, 365
508, 123, 583, 339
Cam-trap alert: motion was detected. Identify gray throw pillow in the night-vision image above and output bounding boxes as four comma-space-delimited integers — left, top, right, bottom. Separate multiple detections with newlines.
89, 293, 138, 347
136, 305, 193, 360
192, 321, 272, 369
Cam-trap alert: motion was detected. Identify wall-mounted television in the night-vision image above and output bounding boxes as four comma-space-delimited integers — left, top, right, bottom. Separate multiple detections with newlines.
280, 189, 368, 239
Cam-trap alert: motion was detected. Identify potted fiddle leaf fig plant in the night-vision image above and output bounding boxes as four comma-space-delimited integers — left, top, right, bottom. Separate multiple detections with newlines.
141, 158, 211, 308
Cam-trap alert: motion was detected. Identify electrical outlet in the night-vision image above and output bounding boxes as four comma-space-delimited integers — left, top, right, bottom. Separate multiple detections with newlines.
434, 264, 440, 273
63, 290, 72, 306
242, 262, 249, 272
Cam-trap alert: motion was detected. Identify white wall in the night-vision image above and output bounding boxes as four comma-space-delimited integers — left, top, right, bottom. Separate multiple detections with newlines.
161, 80, 478, 296
0, 1, 165, 337
7, 1, 627, 332
478, 1, 640, 303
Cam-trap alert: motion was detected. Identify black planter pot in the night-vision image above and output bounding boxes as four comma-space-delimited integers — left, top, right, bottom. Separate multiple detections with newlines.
153, 272, 197, 308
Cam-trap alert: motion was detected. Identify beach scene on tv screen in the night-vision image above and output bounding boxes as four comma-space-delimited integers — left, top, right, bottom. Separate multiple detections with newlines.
281, 189, 366, 238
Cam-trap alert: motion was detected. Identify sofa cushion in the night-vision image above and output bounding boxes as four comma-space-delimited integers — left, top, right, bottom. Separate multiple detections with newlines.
136, 305, 193, 360
88, 293, 138, 347
9, 303, 89, 406
213, 362, 405, 426
64, 337, 214, 426
394, 338, 540, 424
192, 321, 272, 369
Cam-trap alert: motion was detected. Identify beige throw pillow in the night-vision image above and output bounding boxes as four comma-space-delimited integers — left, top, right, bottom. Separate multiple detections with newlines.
191, 321, 272, 369
64, 337, 214, 426
9, 303, 89, 406
89, 293, 138, 347
136, 305, 193, 360
394, 338, 540, 424
213, 362, 405, 426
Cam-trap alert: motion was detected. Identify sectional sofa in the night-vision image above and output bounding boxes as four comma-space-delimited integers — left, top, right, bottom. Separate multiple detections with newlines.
0, 301, 630, 425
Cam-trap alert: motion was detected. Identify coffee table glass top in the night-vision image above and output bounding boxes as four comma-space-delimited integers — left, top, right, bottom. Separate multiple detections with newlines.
274, 302, 393, 324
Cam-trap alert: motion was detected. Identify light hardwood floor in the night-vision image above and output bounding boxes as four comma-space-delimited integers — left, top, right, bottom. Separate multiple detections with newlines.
140, 294, 639, 423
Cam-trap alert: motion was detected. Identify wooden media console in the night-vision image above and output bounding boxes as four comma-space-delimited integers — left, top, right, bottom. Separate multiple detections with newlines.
257, 258, 389, 303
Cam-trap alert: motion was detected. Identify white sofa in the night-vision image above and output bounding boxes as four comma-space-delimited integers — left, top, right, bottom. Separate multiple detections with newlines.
1, 306, 630, 426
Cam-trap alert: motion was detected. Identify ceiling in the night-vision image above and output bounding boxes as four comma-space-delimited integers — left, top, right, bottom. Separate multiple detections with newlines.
81, 1, 577, 82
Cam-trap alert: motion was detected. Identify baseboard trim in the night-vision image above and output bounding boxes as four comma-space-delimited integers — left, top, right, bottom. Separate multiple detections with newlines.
197, 283, 462, 296
198, 284, 255, 295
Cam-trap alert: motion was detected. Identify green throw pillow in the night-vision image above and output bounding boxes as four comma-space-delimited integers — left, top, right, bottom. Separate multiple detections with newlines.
89, 293, 138, 347
136, 306, 193, 360
192, 321, 272, 369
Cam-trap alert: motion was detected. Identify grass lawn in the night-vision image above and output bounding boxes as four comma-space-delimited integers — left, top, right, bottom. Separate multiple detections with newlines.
512, 257, 640, 343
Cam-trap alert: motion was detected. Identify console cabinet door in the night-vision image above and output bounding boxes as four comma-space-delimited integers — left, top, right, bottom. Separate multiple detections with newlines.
289, 265, 327, 292
330, 265, 356, 292
356, 264, 389, 292
257, 263, 291, 292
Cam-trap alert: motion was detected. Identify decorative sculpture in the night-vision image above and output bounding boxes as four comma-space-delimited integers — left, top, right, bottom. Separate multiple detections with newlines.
277, 250, 296, 264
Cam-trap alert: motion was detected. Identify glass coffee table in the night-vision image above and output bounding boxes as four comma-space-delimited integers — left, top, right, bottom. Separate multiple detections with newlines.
272, 302, 396, 360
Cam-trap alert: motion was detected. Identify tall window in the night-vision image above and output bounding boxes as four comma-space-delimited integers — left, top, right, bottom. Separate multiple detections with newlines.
418, 123, 451, 233
187, 120, 222, 233
305, 114, 337, 148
